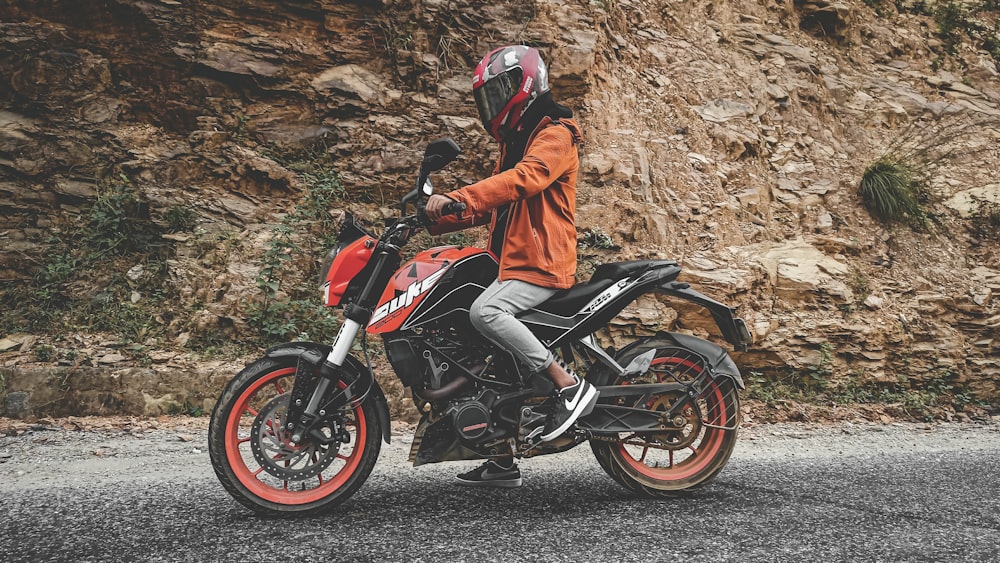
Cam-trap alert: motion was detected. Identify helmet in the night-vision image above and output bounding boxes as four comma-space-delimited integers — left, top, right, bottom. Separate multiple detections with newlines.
472, 45, 550, 142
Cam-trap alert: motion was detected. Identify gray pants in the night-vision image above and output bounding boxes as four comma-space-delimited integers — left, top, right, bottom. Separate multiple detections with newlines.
470, 279, 557, 373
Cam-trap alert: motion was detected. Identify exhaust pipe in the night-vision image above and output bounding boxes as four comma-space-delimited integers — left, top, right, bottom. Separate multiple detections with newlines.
414, 375, 470, 401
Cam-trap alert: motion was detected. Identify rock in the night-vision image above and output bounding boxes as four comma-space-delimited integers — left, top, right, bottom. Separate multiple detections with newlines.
816, 210, 834, 232
796, 0, 852, 38
199, 43, 281, 77
733, 25, 817, 66
311, 64, 385, 103
944, 185, 1000, 218
4, 391, 32, 419
126, 264, 145, 282
52, 180, 99, 199
98, 353, 126, 365
733, 238, 851, 302
864, 295, 884, 309
693, 99, 755, 123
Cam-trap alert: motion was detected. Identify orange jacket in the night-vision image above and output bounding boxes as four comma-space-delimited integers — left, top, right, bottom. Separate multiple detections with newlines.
431, 117, 583, 289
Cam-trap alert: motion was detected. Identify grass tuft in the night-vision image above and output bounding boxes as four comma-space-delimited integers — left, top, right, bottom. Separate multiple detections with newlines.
859, 158, 926, 225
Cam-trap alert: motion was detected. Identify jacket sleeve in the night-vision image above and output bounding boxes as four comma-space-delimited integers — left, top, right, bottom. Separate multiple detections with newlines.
427, 207, 491, 235
443, 125, 575, 214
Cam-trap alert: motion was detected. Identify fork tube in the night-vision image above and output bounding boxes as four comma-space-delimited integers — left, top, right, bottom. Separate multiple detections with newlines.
326, 319, 361, 367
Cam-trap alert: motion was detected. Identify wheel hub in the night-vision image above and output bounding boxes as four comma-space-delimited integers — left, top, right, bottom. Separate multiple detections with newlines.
249, 393, 341, 482
647, 391, 702, 450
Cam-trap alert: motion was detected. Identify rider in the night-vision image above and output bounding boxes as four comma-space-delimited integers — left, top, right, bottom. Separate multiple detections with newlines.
425, 45, 598, 488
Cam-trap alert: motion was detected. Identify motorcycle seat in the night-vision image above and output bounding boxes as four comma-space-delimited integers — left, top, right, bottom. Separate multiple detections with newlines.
589, 259, 677, 283
529, 278, 615, 318
527, 260, 678, 318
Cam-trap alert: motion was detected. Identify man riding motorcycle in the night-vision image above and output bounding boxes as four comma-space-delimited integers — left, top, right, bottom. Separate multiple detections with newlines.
425, 45, 595, 488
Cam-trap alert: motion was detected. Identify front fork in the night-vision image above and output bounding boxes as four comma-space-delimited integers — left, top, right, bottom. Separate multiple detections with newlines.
285, 319, 363, 444
285, 250, 396, 444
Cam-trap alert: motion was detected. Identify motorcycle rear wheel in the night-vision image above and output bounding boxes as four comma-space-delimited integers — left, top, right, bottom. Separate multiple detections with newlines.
209, 356, 381, 516
590, 337, 740, 496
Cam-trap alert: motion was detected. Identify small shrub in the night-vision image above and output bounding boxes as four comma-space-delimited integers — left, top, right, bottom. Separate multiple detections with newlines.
441, 231, 476, 248
86, 181, 158, 256
578, 227, 617, 250
34, 344, 56, 362
934, 1, 969, 52
165, 205, 197, 232
248, 168, 346, 344
968, 195, 1000, 239
859, 158, 927, 225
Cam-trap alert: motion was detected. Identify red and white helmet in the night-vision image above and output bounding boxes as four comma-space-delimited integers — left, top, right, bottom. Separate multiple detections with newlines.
472, 45, 550, 142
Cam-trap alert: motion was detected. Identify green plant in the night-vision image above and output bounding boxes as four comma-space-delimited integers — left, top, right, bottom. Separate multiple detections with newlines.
34, 344, 55, 362
233, 115, 249, 142
859, 157, 927, 225
578, 227, 617, 250
859, 113, 1000, 229
247, 169, 346, 344
935, 1, 969, 52
165, 205, 197, 232
848, 267, 872, 303
969, 195, 1000, 239
86, 179, 159, 257
806, 342, 835, 386
441, 231, 476, 248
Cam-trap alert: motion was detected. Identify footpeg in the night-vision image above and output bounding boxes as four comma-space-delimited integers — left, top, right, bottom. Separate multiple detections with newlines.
517, 406, 547, 447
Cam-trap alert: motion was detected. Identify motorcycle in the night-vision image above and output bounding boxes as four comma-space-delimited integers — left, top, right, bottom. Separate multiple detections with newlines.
208, 138, 753, 515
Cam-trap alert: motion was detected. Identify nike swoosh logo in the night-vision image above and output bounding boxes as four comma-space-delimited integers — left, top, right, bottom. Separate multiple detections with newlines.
564, 384, 586, 411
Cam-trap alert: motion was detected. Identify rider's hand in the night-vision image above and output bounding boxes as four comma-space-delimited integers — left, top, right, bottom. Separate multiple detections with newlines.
425, 194, 456, 223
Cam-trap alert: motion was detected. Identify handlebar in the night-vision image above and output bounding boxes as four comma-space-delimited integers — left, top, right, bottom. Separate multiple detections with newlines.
441, 201, 467, 216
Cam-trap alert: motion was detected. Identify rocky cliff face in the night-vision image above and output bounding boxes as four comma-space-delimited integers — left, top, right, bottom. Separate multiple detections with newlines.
1, 0, 998, 417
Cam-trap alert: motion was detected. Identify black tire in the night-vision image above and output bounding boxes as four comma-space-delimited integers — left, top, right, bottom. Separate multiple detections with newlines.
208, 356, 381, 516
590, 336, 740, 496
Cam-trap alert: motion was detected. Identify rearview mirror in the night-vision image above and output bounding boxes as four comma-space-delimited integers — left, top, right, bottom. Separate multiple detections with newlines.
420, 138, 461, 174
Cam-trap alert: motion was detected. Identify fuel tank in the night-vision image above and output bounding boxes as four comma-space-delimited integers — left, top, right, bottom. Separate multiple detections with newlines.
367, 246, 498, 334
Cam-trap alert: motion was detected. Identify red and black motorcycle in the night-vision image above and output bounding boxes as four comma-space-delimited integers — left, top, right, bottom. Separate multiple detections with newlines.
208, 138, 753, 515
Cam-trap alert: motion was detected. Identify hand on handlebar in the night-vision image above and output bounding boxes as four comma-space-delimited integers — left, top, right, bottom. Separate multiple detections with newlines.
425, 194, 465, 222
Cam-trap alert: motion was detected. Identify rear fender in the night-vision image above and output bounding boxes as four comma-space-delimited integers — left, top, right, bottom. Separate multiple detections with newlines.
594, 332, 745, 390
657, 281, 752, 351
658, 331, 745, 389
264, 342, 392, 444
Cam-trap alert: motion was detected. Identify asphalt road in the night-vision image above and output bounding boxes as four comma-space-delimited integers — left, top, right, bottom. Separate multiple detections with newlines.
1, 421, 998, 563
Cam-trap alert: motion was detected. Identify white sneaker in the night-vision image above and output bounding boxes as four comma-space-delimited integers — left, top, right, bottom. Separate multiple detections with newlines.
539, 378, 599, 442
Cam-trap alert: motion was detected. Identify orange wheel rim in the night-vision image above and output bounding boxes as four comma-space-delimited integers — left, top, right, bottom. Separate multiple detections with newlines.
223, 367, 367, 505
615, 356, 729, 481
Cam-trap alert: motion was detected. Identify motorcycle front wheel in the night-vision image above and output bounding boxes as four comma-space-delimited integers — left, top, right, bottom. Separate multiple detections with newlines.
590, 337, 740, 496
208, 356, 381, 516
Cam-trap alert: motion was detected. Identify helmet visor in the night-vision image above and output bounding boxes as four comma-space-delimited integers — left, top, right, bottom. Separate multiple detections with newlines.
474, 68, 522, 124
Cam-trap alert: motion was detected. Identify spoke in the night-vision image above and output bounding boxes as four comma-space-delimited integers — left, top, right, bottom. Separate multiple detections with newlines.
669, 449, 675, 468
274, 380, 285, 394
337, 453, 350, 461
639, 445, 649, 463
253, 467, 264, 477
244, 407, 259, 418
237, 437, 251, 445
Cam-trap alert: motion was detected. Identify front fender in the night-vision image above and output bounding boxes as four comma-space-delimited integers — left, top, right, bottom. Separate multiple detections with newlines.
265, 342, 392, 444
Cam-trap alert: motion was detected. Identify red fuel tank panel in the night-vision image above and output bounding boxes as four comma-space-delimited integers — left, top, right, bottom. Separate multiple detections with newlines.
367, 246, 485, 334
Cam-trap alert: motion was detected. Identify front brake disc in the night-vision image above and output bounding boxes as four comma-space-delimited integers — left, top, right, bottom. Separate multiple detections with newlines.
249, 393, 340, 482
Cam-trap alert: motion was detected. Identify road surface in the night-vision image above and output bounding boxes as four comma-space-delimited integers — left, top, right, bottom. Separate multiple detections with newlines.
0, 419, 998, 562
